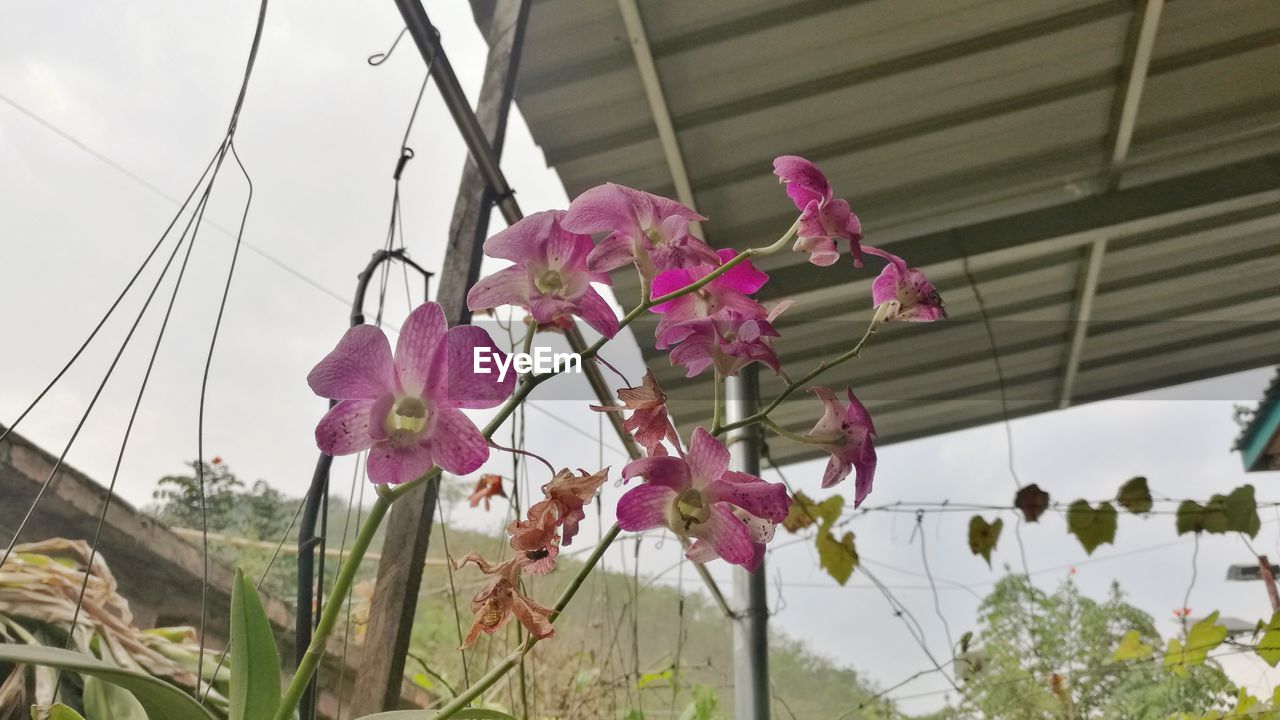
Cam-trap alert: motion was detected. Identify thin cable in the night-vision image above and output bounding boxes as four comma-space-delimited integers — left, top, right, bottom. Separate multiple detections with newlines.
195, 138, 255, 687
914, 512, 956, 657
57, 181, 215, 695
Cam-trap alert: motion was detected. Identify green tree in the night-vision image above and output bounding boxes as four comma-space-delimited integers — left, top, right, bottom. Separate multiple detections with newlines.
948, 574, 1236, 719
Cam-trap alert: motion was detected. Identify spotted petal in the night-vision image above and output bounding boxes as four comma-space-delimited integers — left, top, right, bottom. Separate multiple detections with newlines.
314, 398, 378, 456
616, 484, 677, 532
308, 325, 396, 400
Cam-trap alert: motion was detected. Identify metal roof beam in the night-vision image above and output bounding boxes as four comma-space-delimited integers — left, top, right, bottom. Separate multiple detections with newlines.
1058, 239, 1108, 408
616, 0, 704, 237
1106, 0, 1164, 191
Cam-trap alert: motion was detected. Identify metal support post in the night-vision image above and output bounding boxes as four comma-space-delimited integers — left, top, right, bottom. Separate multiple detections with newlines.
727, 365, 770, 720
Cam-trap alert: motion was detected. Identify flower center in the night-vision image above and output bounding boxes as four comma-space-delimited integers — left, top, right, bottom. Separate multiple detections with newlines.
666, 488, 711, 533
896, 284, 919, 307
535, 269, 564, 294
644, 226, 667, 247
386, 395, 429, 437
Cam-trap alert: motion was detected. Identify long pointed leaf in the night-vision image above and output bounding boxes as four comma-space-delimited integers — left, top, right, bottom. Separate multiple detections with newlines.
0, 645, 216, 720
230, 568, 282, 720
356, 710, 518, 720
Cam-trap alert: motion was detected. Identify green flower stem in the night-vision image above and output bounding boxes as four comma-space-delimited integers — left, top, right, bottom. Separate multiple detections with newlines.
715, 320, 878, 437
427, 524, 624, 719
273, 495, 390, 720
710, 371, 725, 435
762, 417, 819, 445
274, 216, 804, 720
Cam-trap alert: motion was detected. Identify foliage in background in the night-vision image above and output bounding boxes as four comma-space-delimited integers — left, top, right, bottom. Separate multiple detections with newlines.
946, 575, 1237, 719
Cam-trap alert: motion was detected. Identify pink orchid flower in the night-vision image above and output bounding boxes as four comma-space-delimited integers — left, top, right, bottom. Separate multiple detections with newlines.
467, 210, 619, 338
773, 155, 864, 267
561, 183, 718, 278
868, 250, 946, 323
308, 301, 514, 484
667, 301, 793, 378
650, 248, 770, 350
803, 387, 877, 506
616, 428, 791, 570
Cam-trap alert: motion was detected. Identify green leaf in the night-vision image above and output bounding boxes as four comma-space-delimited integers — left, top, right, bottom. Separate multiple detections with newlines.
626, 712, 645, 720
355, 710, 518, 720
1066, 500, 1117, 555
1112, 630, 1154, 661
1256, 610, 1280, 667
1176, 500, 1227, 535
782, 492, 843, 533
229, 568, 281, 720
84, 640, 148, 720
1013, 484, 1050, 523
31, 705, 88, 720
1116, 476, 1153, 514
816, 528, 858, 585
1224, 485, 1261, 538
967, 515, 1003, 566
636, 667, 671, 689
0, 645, 216, 720
1165, 611, 1227, 677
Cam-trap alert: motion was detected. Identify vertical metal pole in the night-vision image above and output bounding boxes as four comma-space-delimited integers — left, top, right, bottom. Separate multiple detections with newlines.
727, 365, 770, 720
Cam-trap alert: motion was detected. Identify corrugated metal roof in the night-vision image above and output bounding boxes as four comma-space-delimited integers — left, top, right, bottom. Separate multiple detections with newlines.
497, 0, 1280, 465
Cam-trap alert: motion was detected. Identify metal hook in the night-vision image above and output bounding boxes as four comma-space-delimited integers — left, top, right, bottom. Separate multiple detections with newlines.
368, 27, 409, 66
393, 146, 415, 180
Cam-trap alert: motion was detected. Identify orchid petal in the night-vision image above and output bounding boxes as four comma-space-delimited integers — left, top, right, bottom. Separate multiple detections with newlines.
687, 504, 754, 568
427, 407, 489, 475
621, 456, 690, 490
395, 302, 448, 397
686, 428, 730, 487
616, 484, 677, 531
575, 286, 620, 339
314, 398, 379, 456
366, 441, 435, 486
307, 325, 395, 400
466, 266, 531, 314
707, 472, 791, 522
445, 325, 515, 409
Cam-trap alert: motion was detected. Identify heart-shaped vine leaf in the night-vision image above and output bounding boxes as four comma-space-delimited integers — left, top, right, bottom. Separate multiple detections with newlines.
782, 491, 843, 533
1164, 611, 1227, 677
968, 515, 1003, 566
816, 528, 858, 585
1116, 476, 1153, 515
1256, 610, 1280, 667
1112, 630, 1154, 661
1223, 485, 1261, 538
1066, 500, 1117, 555
1014, 484, 1050, 523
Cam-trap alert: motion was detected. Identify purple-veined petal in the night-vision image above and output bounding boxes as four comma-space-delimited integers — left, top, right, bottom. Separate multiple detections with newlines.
367, 440, 435, 486
621, 456, 691, 490
307, 325, 396, 400
427, 407, 489, 475
562, 183, 641, 236
395, 302, 448, 398
687, 504, 754, 567
616, 484, 677, 532
807, 386, 845, 441
853, 446, 877, 507
648, 266, 696, 313
586, 234, 637, 273
314, 398, 379, 456
575, 286, 620, 339
467, 266, 532, 315
445, 325, 515, 409
821, 454, 852, 490
686, 427, 730, 487
844, 388, 876, 437
712, 248, 769, 296
527, 295, 575, 324
545, 218, 592, 271
706, 472, 790, 522
685, 539, 718, 564
484, 211, 558, 263
773, 156, 831, 209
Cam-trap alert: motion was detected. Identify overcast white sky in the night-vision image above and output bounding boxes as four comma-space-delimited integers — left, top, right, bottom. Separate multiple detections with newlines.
3, 1, 1280, 715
